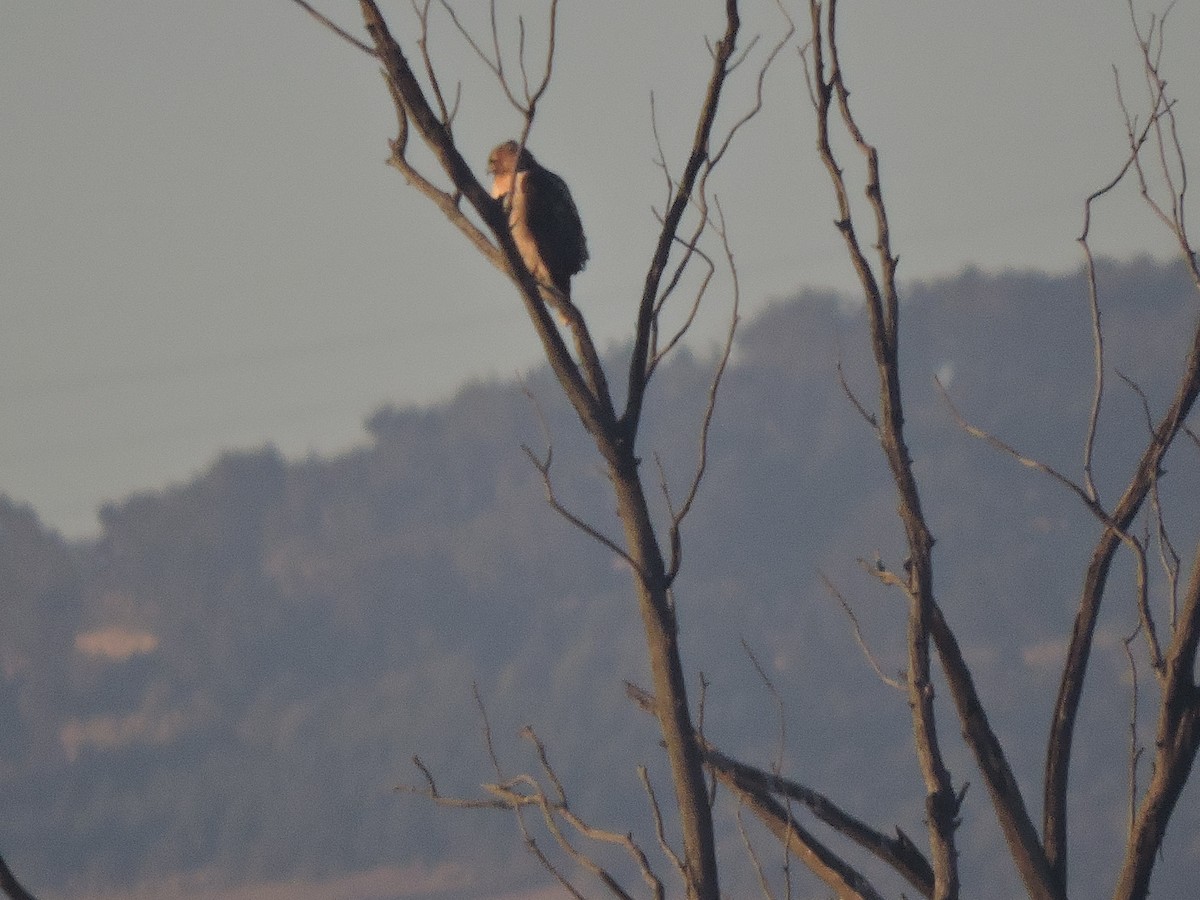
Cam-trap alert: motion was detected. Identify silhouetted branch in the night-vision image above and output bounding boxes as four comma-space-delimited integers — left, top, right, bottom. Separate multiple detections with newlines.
354, 0, 617, 451
663, 202, 741, 582
623, 1, 742, 440
804, 2, 970, 894
835, 359, 879, 431
734, 804, 778, 900
627, 682, 933, 899
403, 697, 663, 900
1112, 536, 1200, 897
936, 376, 1104, 519
0, 854, 38, 900
410, 0, 461, 127
1045, 5, 1200, 885
288, 0, 376, 55
1120, 627, 1145, 841
821, 572, 905, 691
637, 766, 686, 890
523, 443, 641, 575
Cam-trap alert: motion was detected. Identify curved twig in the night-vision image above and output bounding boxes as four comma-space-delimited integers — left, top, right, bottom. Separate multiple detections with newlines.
820, 572, 905, 691
0, 854, 38, 900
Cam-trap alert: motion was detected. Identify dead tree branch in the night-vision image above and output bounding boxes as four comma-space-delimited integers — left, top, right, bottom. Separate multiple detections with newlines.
627, 682, 920, 899
622, 1, 741, 445
821, 573, 905, 691
0, 854, 38, 900
288, 0, 376, 55
401, 719, 664, 900
804, 3, 965, 895
1112, 537, 1200, 898
1043, 4, 1200, 886
319, 4, 761, 896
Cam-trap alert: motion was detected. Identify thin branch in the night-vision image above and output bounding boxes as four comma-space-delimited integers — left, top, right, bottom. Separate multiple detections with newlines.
1149, 469, 1182, 630
736, 803, 779, 900
664, 203, 741, 581
1113, 535, 1200, 897
808, 4, 960, 890
1045, 5, 1200, 879
637, 766, 688, 889
836, 359, 879, 431
1075, 53, 1176, 503
626, 682, 935, 899
0, 854, 38, 900
518, 727, 658, 900
740, 637, 796, 896
474, 682, 505, 779
1120, 626, 1144, 842
411, 0, 458, 127
741, 640, 788, 779
1117, 371, 1168, 669
708, 5, 795, 171
624, 1, 743, 441
405, 716, 663, 900
288, 0, 377, 56
438, 0, 520, 113
937, 376, 1106, 520
648, 225, 716, 375
820, 572, 905, 690
522, 443, 641, 576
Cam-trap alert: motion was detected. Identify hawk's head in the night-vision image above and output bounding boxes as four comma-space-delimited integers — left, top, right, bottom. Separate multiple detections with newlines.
487, 140, 535, 199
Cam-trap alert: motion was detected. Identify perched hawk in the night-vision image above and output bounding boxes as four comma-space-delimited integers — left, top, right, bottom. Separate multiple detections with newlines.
487, 140, 588, 297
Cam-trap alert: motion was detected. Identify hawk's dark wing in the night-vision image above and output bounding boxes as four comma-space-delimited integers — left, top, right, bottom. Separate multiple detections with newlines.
522, 163, 589, 295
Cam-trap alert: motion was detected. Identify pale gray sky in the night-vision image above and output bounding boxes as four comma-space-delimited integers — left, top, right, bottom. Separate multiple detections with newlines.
2, 1, 1197, 537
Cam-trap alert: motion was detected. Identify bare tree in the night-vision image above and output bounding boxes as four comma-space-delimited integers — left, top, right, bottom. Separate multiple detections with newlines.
292, 1, 1199, 898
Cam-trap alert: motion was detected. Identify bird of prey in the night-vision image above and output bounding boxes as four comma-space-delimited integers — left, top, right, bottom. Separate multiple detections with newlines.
487, 140, 588, 298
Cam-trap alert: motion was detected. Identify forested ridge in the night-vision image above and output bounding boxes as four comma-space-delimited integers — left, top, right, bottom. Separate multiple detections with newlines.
2, 258, 1198, 899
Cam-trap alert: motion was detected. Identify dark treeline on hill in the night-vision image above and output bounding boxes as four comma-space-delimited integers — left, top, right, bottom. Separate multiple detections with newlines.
1, 258, 1198, 898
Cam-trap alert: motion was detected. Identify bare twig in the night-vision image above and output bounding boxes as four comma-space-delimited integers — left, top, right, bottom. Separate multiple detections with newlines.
1120, 627, 1144, 841
406, 708, 665, 900
0, 854, 38, 900
623, 1, 743, 440
740, 638, 795, 898
1074, 56, 1176, 503
519, 727, 661, 900
522, 443, 640, 575
288, 0, 377, 55
473, 682, 505, 778
410, 0, 460, 127
664, 204, 741, 582
1113, 536, 1200, 897
637, 766, 688, 888
937, 376, 1106, 520
736, 803, 779, 900
836, 359, 879, 430
805, 4, 964, 893
1149, 471, 1182, 630
627, 682, 935, 899
740, 640, 787, 779
820, 573, 905, 690
1045, 6, 1200, 883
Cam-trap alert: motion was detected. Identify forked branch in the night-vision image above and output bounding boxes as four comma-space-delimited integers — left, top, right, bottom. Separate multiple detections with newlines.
626, 682, 929, 899
804, 3, 965, 895
401, 709, 664, 900
1043, 5, 1200, 888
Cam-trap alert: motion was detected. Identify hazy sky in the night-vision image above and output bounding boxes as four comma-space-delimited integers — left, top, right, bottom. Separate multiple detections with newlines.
3, 1, 1197, 538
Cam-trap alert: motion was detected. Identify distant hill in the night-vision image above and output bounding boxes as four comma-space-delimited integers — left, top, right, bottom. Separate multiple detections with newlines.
1, 257, 1198, 899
